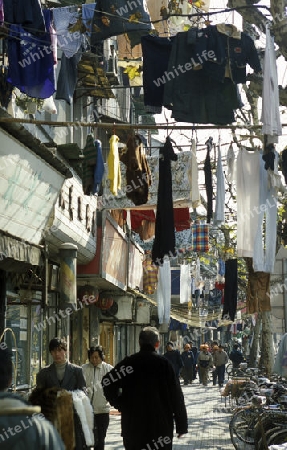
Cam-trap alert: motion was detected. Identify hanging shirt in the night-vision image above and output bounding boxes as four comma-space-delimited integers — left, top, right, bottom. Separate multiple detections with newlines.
152, 136, 177, 265
7, 8, 55, 98
191, 222, 209, 253
52, 6, 84, 58
187, 139, 201, 208
107, 134, 121, 196
180, 264, 191, 304
261, 24, 282, 143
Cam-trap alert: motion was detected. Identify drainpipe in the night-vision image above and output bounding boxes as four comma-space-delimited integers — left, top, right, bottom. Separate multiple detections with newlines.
59, 243, 78, 361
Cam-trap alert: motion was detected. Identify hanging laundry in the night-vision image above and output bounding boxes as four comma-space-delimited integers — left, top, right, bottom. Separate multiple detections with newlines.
0, 66, 13, 108
55, 50, 82, 104
156, 257, 171, 324
187, 139, 201, 208
191, 222, 209, 253
261, 24, 282, 144
91, 0, 151, 48
152, 136, 178, 265
102, 150, 193, 210
0, 0, 3, 26
180, 264, 191, 304
52, 6, 84, 59
204, 138, 213, 224
214, 144, 225, 226
245, 257, 271, 314
7, 9, 55, 98
119, 134, 151, 206
142, 252, 158, 295
107, 134, 121, 196
82, 3, 96, 38
174, 208, 191, 231
226, 143, 235, 183
221, 259, 238, 322
93, 139, 105, 194
262, 143, 275, 171
82, 134, 97, 195
196, 23, 262, 84
141, 34, 174, 114
163, 31, 241, 125
253, 150, 278, 273
217, 259, 225, 277
118, 60, 143, 87
3, 0, 46, 34
236, 148, 261, 259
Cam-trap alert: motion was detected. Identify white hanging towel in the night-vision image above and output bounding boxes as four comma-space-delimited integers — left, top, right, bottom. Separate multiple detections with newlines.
157, 256, 171, 324
261, 24, 282, 143
188, 139, 201, 208
180, 264, 191, 304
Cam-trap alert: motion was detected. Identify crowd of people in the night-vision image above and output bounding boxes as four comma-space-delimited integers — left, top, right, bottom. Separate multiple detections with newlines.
0, 332, 245, 450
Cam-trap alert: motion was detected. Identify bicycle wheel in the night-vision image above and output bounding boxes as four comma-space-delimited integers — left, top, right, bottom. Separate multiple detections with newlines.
229, 408, 257, 449
268, 428, 287, 446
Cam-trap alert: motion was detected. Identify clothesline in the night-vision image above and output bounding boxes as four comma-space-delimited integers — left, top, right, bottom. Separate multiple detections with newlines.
0, 116, 286, 130
0, 4, 271, 39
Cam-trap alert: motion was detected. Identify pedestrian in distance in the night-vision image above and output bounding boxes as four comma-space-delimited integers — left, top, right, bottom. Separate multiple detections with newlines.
190, 341, 199, 380
82, 345, 113, 450
213, 344, 229, 387
101, 326, 188, 450
36, 337, 88, 449
229, 343, 244, 369
0, 346, 65, 450
197, 344, 213, 386
181, 343, 194, 385
163, 341, 184, 378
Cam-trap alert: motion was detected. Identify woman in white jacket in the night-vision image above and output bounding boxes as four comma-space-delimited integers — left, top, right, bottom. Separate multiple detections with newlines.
82, 346, 113, 450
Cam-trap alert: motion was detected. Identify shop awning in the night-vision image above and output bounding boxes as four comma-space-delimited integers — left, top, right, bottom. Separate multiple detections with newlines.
0, 233, 42, 272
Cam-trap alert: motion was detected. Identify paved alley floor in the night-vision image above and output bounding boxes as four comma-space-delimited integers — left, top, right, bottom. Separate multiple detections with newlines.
104, 379, 235, 450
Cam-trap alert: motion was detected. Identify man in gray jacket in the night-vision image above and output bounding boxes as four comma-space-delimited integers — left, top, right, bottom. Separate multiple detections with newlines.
213, 344, 229, 387
0, 346, 65, 450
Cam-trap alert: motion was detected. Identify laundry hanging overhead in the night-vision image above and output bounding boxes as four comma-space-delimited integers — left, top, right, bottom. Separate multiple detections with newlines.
261, 24, 282, 144
204, 138, 213, 224
7, 9, 56, 98
119, 134, 151, 206
101, 150, 194, 210
152, 136, 178, 265
90, 0, 152, 48
187, 139, 201, 208
214, 143, 225, 226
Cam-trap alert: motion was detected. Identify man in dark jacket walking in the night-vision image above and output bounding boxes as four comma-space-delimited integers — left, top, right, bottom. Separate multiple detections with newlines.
163, 341, 184, 378
181, 343, 194, 385
229, 343, 244, 369
102, 327, 188, 450
0, 346, 65, 450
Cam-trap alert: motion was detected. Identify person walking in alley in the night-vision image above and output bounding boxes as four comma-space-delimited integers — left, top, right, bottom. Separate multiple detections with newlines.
0, 346, 65, 450
101, 326, 188, 450
197, 344, 213, 386
229, 343, 244, 368
181, 343, 194, 385
36, 337, 88, 449
82, 346, 113, 450
163, 341, 184, 378
213, 344, 229, 387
